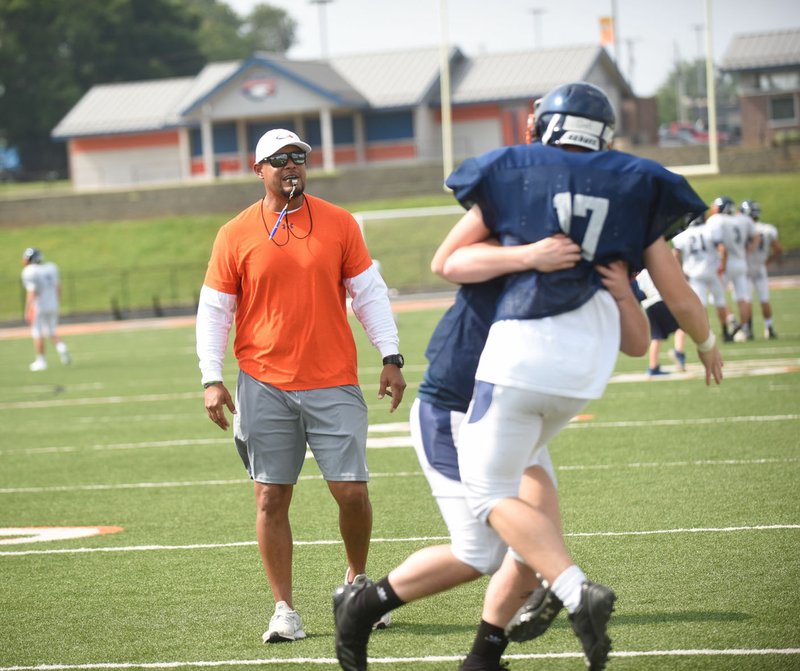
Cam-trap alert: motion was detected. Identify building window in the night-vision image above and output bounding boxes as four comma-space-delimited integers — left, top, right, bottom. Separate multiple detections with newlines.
770, 95, 797, 123
758, 72, 800, 91
364, 111, 414, 142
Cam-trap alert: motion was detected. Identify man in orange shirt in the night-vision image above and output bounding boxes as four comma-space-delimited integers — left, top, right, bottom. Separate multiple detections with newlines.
196, 128, 406, 644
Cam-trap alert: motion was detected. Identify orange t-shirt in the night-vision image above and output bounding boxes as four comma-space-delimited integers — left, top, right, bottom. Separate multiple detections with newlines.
203, 194, 373, 390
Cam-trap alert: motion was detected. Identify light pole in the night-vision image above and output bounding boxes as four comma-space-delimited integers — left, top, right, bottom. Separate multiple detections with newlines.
530, 8, 546, 48
310, 0, 333, 59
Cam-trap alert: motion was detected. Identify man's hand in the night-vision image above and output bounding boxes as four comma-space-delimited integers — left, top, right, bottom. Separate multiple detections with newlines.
594, 260, 631, 301
204, 383, 236, 430
378, 366, 407, 413
698, 346, 724, 386
525, 234, 582, 272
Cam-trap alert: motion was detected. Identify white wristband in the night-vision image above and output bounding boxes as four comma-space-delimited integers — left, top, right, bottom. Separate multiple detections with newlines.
696, 332, 716, 353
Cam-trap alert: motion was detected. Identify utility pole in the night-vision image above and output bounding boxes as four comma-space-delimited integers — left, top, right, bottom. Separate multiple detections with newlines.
530, 8, 546, 48
610, 0, 621, 65
310, 0, 333, 59
693, 23, 706, 123
674, 41, 687, 123
625, 37, 642, 91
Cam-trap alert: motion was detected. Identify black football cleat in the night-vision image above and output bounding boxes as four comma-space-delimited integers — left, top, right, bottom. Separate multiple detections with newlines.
333, 579, 373, 671
568, 581, 616, 671
505, 585, 563, 642
458, 654, 511, 671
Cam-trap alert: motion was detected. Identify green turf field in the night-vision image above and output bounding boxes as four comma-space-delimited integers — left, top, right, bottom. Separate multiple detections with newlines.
0, 288, 798, 671
1, 172, 799, 323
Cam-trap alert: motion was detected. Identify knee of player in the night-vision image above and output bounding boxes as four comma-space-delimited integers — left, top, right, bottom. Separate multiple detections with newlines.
452, 540, 505, 576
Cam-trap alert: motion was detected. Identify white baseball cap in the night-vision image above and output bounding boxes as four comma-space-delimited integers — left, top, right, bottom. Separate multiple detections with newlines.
254, 129, 312, 163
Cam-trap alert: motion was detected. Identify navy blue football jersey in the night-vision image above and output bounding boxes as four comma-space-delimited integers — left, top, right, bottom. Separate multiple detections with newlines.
417, 278, 504, 412
446, 143, 707, 320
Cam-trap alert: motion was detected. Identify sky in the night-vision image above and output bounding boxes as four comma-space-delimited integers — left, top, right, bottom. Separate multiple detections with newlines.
224, 0, 800, 97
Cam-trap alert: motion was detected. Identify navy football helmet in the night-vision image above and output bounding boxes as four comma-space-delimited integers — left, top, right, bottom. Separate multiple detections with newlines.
740, 200, 761, 219
22, 247, 42, 263
534, 82, 615, 151
712, 196, 735, 215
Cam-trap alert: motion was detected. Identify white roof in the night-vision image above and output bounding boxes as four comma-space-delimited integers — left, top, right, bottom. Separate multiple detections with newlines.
452, 45, 604, 104
721, 28, 800, 71
52, 78, 195, 138
330, 47, 445, 108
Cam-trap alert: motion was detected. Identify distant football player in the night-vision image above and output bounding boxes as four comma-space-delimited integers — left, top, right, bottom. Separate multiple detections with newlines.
671, 213, 731, 340
633, 268, 686, 376
20, 247, 71, 371
708, 196, 759, 340
742, 200, 782, 339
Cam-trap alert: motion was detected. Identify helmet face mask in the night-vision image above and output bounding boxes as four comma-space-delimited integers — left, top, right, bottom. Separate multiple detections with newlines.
740, 200, 761, 219
713, 196, 736, 215
533, 82, 615, 151
22, 247, 42, 264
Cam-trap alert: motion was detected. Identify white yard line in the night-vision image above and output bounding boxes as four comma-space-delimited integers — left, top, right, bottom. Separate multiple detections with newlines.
1, 525, 797, 557
1, 413, 796, 456
0, 648, 799, 670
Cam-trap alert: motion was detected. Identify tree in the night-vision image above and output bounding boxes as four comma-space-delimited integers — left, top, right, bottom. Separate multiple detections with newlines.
655, 58, 737, 128
243, 4, 297, 54
0, 0, 297, 178
186, 1, 297, 60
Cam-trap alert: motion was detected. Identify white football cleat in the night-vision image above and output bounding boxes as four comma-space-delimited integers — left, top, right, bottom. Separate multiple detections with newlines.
29, 359, 48, 371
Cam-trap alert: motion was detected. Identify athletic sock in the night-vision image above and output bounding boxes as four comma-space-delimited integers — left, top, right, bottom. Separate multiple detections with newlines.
551, 564, 588, 614
466, 619, 508, 664
352, 576, 404, 622
56, 342, 69, 354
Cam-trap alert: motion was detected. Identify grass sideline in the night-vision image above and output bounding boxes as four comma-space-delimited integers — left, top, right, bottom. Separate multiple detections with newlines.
0, 287, 798, 670
1, 172, 799, 322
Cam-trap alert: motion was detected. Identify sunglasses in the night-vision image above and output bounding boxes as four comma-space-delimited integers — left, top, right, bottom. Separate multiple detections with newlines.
261, 151, 307, 168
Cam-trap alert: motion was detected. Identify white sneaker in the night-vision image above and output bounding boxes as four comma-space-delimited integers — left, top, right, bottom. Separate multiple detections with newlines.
262, 601, 306, 643
59, 350, 71, 365
29, 359, 47, 372
348, 571, 392, 630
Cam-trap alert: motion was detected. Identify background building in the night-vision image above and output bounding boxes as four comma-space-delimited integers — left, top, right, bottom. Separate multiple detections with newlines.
720, 28, 800, 147
52, 45, 643, 191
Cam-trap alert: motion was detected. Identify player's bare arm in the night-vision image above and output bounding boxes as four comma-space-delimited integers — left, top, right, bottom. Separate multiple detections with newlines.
595, 260, 650, 357
432, 205, 582, 284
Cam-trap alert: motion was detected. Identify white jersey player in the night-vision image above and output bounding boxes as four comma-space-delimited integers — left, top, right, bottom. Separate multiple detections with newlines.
707, 196, 757, 340
671, 215, 730, 341
20, 248, 71, 371
742, 200, 782, 339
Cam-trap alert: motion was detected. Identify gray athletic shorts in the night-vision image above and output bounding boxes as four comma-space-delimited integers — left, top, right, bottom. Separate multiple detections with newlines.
233, 370, 369, 484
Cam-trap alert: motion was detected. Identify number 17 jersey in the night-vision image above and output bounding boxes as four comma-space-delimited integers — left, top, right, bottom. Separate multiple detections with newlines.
446, 143, 706, 398
446, 143, 707, 322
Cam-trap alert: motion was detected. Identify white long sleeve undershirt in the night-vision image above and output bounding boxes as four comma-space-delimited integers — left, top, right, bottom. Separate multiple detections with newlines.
196, 285, 236, 385
344, 262, 399, 358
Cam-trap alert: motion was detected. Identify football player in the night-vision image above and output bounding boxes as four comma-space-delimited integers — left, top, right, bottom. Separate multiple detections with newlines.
442, 82, 721, 671
742, 200, 782, 339
708, 195, 759, 340
671, 213, 731, 340
20, 247, 71, 371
